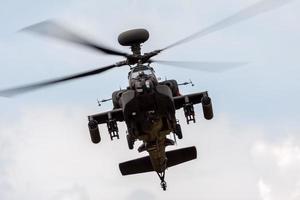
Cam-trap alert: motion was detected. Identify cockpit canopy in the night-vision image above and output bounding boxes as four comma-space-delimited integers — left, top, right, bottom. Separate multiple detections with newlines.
129, 65, 156, 80
131, 68, 153, 79
128, 65, 158, 90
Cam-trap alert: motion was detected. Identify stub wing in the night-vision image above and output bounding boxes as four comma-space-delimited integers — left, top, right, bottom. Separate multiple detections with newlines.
173, 91, 208, 109
88, 108, 124, 124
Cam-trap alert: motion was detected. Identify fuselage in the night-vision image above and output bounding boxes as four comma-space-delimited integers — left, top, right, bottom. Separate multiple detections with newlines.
117, 65, 177, 172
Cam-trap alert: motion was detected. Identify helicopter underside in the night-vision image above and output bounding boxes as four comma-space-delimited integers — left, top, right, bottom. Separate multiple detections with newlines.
120, 85, 177, 182
121, 85, 176, 141
87, 88, 212, 190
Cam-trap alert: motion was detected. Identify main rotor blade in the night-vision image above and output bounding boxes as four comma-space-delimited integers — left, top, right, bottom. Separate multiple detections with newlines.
161, 0, 293, 51
0, 61, 127, 97
21, 20, 129, 57
152, 60, 247, 72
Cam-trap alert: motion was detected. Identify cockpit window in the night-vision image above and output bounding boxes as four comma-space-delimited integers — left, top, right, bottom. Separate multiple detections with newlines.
131, 69, 153, 79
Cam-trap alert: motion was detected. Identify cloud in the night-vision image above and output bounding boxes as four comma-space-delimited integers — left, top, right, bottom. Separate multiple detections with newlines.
126, 189, 156, 200
0, 107, 300, 200
258, 179, 271, 200
252, 137, 300, 168
251, 137, 300, 200
52, 184, 90, 200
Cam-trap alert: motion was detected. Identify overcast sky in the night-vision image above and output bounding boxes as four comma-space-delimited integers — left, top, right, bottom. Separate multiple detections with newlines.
0, 0, 300, 200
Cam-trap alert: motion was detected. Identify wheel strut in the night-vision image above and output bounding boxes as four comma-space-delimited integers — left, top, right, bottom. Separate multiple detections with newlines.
157, 171, 167, 191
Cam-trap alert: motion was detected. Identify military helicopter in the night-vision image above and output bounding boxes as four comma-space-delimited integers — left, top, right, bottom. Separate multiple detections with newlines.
0, 0, 292, 190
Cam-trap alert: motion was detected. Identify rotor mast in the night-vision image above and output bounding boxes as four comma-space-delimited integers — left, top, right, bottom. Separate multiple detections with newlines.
130, 43, 141, 56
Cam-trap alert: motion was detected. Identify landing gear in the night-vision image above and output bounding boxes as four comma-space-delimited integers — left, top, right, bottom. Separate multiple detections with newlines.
174, 123, 183, 139
161, 181, 167, 191
157, 171, 167, 191
127, 134, 135, 150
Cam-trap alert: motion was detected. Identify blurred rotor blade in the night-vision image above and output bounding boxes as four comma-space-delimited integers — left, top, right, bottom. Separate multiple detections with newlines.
152, 60, 248, 72
0, 61, 127, 97
161, 0, 293, 51
21, 20, 129, 57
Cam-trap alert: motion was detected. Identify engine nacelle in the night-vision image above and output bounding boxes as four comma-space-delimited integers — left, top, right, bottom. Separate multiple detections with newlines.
112, 89, 127, 109
202, 96, 213, 120
88, 120, 101, 144
159, 80, 180, 97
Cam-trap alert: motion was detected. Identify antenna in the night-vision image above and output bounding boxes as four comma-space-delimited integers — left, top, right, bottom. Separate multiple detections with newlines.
97, 98, 112, 107
178, 79, 195, 87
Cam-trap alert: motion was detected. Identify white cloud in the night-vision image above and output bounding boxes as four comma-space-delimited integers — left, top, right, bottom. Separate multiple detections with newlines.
258, 179, 272, 200
251, 137, 300, 200
0, 106, 299, 200
252, 137, 300, 169
52, 184, 90, 200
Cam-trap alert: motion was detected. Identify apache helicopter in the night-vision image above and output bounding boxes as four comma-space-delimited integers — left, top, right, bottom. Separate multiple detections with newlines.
0, 0, 292, 190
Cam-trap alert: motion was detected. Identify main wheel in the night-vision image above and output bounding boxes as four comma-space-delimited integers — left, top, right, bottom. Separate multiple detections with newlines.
175, 124, 183, 139
127, 134, 134, 150
161, 181, 167, 191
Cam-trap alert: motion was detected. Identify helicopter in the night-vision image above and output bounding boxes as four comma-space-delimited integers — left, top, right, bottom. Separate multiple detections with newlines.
0, 0, 292, 191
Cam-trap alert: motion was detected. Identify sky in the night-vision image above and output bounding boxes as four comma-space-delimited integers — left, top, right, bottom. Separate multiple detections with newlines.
0, 0, 300, 199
